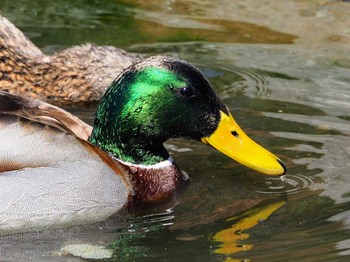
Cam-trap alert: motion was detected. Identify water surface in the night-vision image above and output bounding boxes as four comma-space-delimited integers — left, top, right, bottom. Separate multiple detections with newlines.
1, 0, 350, 261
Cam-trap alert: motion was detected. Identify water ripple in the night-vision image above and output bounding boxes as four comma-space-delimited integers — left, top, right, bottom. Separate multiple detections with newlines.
256, 174, 317, 195
219, 65, 271, 97
128, 209, 174, 233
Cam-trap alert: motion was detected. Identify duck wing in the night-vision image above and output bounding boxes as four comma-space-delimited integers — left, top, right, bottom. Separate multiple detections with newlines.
0, 90, 92, 140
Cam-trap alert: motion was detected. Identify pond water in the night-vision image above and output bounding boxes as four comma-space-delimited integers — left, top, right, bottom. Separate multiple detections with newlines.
1, 0, 350, 261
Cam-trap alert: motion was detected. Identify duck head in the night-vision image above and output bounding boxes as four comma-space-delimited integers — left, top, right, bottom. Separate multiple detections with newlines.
89, 56, 286, 175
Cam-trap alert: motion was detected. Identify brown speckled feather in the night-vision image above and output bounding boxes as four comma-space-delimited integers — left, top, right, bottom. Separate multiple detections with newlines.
0, 15, 141, 104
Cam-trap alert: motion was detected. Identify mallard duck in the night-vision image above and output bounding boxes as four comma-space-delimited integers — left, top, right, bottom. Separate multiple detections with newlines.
0, 15, 140, 104
0, 56, 286, 234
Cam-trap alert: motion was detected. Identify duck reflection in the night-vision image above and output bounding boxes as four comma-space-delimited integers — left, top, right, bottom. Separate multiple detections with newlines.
212, 200, 285, 261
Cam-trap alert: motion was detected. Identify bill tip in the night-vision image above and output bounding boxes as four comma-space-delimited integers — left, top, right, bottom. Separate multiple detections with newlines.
277, 159, 287, 176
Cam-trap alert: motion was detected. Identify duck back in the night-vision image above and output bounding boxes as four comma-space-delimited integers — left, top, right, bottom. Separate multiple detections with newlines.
0, 15, 141, 104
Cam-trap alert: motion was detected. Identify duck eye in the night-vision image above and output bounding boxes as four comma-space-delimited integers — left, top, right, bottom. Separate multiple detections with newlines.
179, 86, 194, 97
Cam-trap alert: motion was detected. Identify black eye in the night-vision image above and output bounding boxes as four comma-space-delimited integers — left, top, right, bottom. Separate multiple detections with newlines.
179, 86, 194, 97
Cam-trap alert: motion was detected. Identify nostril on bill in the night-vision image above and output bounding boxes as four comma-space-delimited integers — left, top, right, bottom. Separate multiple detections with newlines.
231, 130, 239, 137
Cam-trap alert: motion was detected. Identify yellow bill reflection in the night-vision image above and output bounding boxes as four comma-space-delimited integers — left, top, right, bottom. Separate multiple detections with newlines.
212, 200, 286, 261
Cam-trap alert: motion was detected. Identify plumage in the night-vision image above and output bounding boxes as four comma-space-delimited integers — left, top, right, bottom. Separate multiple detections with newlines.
0, 114, 132, 234
0, 55, 286, 234
0, 15, 141, 104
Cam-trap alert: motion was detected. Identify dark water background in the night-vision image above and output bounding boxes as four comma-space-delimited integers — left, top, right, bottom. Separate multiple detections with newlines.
1, 0, 350, 261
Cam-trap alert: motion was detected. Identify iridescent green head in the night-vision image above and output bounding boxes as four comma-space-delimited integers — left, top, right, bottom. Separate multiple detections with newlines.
89, 56, 286, 175
89, 56, 226, 165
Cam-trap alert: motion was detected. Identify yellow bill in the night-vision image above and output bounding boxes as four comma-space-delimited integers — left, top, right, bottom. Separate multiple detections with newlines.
201, 110, 286, 175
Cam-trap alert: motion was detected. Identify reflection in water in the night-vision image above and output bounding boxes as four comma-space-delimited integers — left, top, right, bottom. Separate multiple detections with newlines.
61, 243, 113, 259
128, 208, 175, 232
212, 200, 285, 260
270, 132, 350, 204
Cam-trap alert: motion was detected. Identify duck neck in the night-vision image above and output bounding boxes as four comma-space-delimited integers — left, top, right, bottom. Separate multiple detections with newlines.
89, 123, 189, 204
119, 158, 188, 204
88, 131, 170, 166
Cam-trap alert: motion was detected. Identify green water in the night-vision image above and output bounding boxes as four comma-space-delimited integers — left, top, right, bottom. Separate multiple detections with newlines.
1, 0, 350, 261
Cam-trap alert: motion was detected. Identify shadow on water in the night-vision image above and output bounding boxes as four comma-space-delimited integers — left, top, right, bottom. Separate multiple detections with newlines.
1, 0, 350, 261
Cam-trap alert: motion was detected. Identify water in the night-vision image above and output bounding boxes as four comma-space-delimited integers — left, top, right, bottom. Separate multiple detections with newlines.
1, 0, 350, 261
